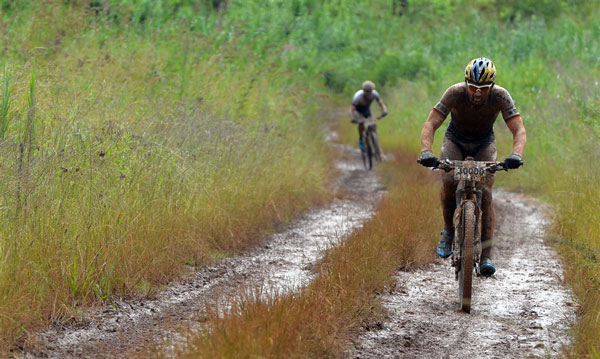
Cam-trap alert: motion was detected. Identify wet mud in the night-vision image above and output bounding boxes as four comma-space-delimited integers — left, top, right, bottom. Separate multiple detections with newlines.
351, 191, 576, 359
19, 141, 384, 358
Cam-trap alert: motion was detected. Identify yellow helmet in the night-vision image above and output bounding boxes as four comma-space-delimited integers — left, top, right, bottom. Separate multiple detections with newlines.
465, 57, 496, 84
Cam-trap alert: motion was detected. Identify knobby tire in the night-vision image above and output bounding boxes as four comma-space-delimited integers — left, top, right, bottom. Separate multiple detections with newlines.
362, 130, 374, 170
361, 148, 369, 170
361, 137, 372, 170
367, 144, 373, 170
363, 127, 379, 170
459, 201, 475, 313
369, 130, 382, 162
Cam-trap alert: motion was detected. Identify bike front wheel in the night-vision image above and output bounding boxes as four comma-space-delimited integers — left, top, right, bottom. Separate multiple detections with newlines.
361, 149, 372, 170
368, 130, 382, 163
360, 136, 372, 170
458, 200, 476, 313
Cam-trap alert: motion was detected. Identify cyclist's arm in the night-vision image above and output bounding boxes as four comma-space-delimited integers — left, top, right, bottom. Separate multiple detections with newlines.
505, 115, 526, 156
420, 109, 446, 152
349, 104, 357, 118
376, 98, 388, 115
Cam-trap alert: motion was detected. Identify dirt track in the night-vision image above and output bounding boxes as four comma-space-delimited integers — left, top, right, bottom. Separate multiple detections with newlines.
350, 191, 576, 359
19, 140, 384, 358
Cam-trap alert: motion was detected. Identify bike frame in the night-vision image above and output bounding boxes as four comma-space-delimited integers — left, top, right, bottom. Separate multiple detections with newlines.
433, 157, 507, 313
451, 177, 483, 277
359, 114, 384, 170
360, 125, 373, 170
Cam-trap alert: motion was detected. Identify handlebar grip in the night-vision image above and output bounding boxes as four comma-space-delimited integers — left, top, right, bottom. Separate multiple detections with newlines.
417, 158, 446, 170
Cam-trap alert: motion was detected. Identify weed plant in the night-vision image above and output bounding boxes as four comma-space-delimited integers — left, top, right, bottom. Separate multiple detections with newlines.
0, 0, 598, 355
373, 7, 600, 356
0, 1, 331, 350
179, 152, 441, 358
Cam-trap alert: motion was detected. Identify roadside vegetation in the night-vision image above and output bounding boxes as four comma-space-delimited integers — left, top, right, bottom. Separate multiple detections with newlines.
178, 152, 441, 358
177, 0, 597, 357
0, 0, 598, 357
0, 1, 332, 351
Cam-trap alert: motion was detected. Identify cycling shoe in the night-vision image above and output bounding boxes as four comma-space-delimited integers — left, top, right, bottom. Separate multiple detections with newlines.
359, 138, 366, 152
436, 229, 454, 259
480, 257, 496, 276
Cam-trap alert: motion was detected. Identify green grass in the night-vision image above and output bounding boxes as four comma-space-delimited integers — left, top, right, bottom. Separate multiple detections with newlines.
374, 10, 600, 355
0, 0, 598, 356
0, 2, 332, 351
177, 151, 441, 358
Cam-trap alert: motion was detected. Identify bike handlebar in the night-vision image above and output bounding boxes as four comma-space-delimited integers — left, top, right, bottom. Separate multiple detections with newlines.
422, 159, 508, 173
436, 159, 508, 173
376, 112, 388, 120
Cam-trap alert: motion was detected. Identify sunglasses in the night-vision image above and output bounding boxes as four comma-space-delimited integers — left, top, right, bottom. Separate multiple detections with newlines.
467, 81, 493, 94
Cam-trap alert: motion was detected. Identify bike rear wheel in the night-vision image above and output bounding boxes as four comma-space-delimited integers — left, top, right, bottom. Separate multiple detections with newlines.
459, 200, 475, 313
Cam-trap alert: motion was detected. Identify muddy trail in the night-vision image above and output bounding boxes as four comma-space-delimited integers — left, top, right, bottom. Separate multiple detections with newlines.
351, 191, 576, 359
19, 139, 385, 358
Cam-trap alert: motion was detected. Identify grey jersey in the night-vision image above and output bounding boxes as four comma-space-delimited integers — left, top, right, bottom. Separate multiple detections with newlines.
352, 90, 381, 117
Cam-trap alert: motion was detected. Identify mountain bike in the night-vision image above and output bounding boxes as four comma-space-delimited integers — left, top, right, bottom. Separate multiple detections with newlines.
360, 113, 387, 170
429, 157, 508, 313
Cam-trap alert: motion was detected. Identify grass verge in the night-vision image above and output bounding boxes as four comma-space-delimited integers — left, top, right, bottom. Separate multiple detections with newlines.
0, 3, 333, 352
176, 150, 441, 358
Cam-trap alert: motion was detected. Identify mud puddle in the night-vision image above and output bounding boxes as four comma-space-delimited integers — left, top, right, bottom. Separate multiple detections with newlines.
20, 142, 384, 358
351, 191, 576, 359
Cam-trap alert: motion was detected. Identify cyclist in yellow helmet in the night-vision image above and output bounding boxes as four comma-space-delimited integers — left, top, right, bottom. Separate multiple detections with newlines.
350, 80, 388, 154
417, 57, 527, 276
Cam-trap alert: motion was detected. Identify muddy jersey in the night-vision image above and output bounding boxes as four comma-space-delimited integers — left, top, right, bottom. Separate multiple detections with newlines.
352, 90, 381, 118
433, 83, 520, 144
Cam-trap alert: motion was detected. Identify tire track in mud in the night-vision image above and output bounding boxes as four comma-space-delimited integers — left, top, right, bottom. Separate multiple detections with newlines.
20, 142, 384, 359
351, 191, 576, 359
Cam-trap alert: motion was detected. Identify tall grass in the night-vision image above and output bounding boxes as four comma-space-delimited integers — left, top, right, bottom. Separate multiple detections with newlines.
178, 151, 441, 358
333, 2, 599, 354
0, 0, 598, 355
0, 64, 11, 139
374, 9, 600, 355
0, 1, 332, 351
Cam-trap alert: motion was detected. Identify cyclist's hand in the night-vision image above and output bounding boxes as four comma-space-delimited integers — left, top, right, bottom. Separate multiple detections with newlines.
417, 150, 438, 167
504, 154, 523, 169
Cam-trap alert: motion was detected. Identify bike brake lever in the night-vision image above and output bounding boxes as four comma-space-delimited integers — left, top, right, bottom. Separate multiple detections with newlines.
491, 162, 508, 173
433, 160, 453, 172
